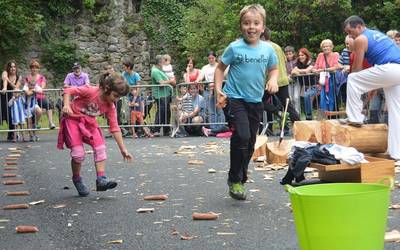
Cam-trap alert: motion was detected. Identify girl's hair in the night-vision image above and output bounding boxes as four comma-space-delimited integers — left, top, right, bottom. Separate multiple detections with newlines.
298, 48, 312, 63
99, 72, 130, 97
186, 56, 196, 67
5, 60, 18, 75
240, 4, 266, 25
29, 59, 40, 69
207, 51, 217, 57
320, 39, 334, 48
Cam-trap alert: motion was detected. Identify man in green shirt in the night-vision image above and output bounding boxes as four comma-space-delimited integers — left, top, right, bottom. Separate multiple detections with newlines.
261, 29, 300, 135
151, 55, 176, 135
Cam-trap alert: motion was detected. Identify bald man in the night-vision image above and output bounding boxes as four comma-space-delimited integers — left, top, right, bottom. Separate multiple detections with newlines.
342, 15, 400, 160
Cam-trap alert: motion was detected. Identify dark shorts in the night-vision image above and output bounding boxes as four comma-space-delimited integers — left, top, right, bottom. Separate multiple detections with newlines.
37, 98, 54, 110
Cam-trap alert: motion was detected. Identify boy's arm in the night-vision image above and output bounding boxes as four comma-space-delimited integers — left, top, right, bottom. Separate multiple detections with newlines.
266, 66, 279, 94
215, 61, 228, 108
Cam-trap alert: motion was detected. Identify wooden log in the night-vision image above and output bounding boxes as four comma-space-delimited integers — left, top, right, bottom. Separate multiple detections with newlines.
6, 191, 30, 196
252, 135, 268, 161
3, 180, 25, 185
293, 121, 319, 142
315, 120, 340, 144
266, 139, 294, 164
331, 123, 387, 153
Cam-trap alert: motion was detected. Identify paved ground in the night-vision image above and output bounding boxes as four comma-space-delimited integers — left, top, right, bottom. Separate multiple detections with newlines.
0, 133, 399, 250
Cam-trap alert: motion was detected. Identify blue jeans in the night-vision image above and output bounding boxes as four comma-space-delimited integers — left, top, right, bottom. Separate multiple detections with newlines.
304, 85, 320, 119
205, 90, 228, 132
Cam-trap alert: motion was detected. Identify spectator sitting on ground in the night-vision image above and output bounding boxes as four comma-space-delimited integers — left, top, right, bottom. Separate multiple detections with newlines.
103, 64, 115, 77
184, 84, 205, 136
64, 62, 90, 87
162, 54, 175, 81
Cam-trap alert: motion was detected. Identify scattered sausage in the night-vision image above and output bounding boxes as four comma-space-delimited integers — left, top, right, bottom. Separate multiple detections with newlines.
192, 212, 219, 220
3, 204, 30, 210
6, 191, 30, 196
143, 195, 168, 201
3, 180, 25, 185
16, 226, 39, 233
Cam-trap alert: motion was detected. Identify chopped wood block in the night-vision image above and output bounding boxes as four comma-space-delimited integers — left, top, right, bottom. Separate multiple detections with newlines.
3, 180, 25, 185
3, 204, 30, 210
2, 173, 17, 178
266, 139, 294, 164
192, 212, 219, 220
310, 156, 394, 183
293, 121, 320, 142
331, 123, 387, 153
5, 157, 18, 161
252, 135, 268, 161
6, 191, 30, 196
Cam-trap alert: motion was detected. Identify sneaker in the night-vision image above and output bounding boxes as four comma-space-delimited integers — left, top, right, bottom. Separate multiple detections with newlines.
338, 118, 363, 127
96, 176, 117, 191
50, 123, 56, 129
228, 182, 247, 200
73, 178, 90, 197
202, 126, 210, 137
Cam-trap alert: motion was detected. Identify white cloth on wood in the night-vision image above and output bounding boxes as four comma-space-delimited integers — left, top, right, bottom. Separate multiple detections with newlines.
346, 63, 400, 160
322, 144, 367, 165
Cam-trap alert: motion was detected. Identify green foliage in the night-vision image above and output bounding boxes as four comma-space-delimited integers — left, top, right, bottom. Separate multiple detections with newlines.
41, 36, 87, 85
92, 10, 110, 23
83, 0, 96, 9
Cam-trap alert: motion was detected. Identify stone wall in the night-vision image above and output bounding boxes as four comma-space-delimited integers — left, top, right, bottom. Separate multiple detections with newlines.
70, 0, 151, 84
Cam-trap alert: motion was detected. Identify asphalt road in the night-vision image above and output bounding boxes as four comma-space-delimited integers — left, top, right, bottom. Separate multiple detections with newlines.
0, 133, 399, 250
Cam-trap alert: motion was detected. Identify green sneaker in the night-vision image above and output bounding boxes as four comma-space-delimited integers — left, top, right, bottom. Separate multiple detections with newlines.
228, 182, 247, 200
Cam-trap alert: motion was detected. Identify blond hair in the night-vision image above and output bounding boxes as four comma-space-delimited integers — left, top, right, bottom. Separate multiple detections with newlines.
386, 30, 398, 39
320, 39, 334, 48
163, 54, 172, 62
239, 4, 266, 25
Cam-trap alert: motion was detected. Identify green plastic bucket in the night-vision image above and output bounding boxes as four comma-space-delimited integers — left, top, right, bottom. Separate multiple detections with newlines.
286, 181, 391, 250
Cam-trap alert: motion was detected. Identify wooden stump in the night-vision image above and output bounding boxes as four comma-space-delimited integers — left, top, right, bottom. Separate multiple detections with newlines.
331, 123, 387, 153
252, 135, 268, 161
293, 121, 319, 142
266, 139, 294, 164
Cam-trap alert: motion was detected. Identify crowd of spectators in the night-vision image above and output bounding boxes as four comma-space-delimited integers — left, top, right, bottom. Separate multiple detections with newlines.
1, 28, 400, 140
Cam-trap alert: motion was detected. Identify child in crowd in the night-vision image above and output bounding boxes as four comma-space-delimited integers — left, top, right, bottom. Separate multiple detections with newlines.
23, 60, 43, 142
128, 87, 154, 138
171, 85, 193, 137
9, 81, 26, 142
57, 72, 132, 197
162, 54, 175, 80
214, 4, 278, 200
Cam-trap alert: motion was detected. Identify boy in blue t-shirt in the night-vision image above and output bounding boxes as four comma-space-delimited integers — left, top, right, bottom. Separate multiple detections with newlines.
214, 4, 279, 200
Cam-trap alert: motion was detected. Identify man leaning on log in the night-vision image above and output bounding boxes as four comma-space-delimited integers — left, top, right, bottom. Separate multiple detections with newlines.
342, 15, 400, 161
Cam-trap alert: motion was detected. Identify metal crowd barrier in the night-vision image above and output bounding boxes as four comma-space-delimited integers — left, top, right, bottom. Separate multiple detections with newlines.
0, 88, 63, 133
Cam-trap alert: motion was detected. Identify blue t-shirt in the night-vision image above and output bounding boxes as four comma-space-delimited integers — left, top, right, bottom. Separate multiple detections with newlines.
362, 28, 400, 65
128, 95, 143, 112
221, 38, 277, 103
123, 71, 141, 86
